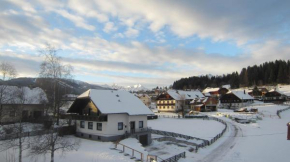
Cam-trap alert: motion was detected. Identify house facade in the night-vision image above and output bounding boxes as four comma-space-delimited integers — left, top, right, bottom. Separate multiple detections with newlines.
68, 89, 154, 145
190, 97, 218, 112
263, 90, 287, 104
0, 86, 48, 124
137, 94, 151, 107
202, 87, 229, 98
156, 90, 204, 112
219, 90, 254, 109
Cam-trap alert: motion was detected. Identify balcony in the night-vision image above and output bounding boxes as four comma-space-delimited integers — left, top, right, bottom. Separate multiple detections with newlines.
69, 114, 108, 122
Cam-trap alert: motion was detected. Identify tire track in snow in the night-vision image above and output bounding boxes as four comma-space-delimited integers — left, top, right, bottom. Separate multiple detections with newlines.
197, 121, 240, 162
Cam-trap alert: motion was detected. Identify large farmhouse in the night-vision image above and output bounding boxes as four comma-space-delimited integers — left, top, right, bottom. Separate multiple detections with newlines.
156, 90, 204, 112
219, 90, 254, 109
0, 86, 48, 124
68, 89, 154, 145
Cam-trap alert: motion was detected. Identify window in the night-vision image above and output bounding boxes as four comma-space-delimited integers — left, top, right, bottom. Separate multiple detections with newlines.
118, 122, 123, 130
80, 121, 85, 128
9, 111, 15, 117
139, 121, 143, 128
88, 122, 93, 129
97, 123, 102, 131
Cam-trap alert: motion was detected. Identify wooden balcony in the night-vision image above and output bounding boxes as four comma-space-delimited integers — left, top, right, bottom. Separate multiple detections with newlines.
65, 114, 108, 122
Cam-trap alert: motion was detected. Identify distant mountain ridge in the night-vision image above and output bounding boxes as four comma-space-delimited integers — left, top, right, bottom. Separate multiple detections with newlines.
5, 77, 110, 95
102, 83, 149, 92
4, 77, 149, 94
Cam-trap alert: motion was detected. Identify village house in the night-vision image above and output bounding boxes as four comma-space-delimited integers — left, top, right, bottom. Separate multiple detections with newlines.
156, 90, 204, 112
67, 89, 154, 145
202, 87, 229, 98
219, 90, 254, 109
137, 94, 151, 107
0, 86, 48, 124
190, 96, 218, 112
263, 85, 289, 104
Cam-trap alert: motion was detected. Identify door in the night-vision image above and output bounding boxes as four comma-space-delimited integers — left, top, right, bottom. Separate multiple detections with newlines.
139, 134, 148, 146
130, 121, 135, 133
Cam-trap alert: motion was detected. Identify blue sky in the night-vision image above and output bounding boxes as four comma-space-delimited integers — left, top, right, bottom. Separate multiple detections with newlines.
1, 0, 290, 88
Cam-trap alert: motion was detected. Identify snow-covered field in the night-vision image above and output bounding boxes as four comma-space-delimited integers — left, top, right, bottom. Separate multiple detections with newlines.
1, 104, 290, 162
213, 105, 290, 162
148, 118, 225, 140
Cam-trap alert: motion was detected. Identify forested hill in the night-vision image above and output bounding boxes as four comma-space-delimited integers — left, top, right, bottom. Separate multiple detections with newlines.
172, 60, 290, 90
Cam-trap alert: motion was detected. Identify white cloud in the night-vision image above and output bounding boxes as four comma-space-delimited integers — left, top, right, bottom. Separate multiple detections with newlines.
103, 22, 117, 33
124, 28, 139, 38
55, 10, 95, 31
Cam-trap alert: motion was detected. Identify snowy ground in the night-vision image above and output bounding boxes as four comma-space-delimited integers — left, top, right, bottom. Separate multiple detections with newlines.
1, 104, 290, 162
0, 137, 141, 162
148, 118, 225, 140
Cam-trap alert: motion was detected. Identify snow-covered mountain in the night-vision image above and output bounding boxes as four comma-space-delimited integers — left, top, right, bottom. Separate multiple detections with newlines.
102, 84, 149, 92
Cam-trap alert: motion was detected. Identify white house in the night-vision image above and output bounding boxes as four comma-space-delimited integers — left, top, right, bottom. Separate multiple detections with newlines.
68, 89, 154, 145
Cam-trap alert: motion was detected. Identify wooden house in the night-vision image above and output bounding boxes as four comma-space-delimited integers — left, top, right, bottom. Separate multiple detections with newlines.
0, 86, 48, 124
190, 97, 218, 112
68, 89, 154, 145
202, 87, 229, 98
263, 90, 287, 104
219, 90, 254, 109
156, 90, 204, 112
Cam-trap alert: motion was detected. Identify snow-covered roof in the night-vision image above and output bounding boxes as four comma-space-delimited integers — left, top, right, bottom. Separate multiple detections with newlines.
167, 90, 204, 100
222, 84, 231, 89
202, 87, 220, 93
230, 90, 254, 100
0, 86, 48, 104
190, 97, 208, 104
276, 85, 290, 96
76, 89, 153, 115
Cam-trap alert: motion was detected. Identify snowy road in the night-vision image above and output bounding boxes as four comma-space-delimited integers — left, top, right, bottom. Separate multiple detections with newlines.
197, 121, 240, 162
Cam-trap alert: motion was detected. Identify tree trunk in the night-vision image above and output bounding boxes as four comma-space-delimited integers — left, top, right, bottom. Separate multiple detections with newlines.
51, 149, 54, 162
51, 132, 55, 162
19, 136, 22, 162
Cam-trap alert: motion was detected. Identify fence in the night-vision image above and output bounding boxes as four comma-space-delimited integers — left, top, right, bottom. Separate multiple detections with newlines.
113, 142, 144, 161
207, 117, 228, 145
0, 125, 75, 141
276, 106, 290, 118
151, 115, 228, 151
161, 152, 186, 162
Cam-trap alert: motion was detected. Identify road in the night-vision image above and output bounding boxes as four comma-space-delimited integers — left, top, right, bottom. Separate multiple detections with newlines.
197, 120, 240, 162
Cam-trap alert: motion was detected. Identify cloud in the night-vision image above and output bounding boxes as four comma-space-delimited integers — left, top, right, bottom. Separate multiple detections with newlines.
103, 22, 117, 33
1, 0, 290, 88
54, 10, 95, 31
124, 28, 139, 38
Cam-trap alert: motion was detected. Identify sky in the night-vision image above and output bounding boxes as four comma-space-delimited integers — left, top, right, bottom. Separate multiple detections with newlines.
0, 0, 290, 89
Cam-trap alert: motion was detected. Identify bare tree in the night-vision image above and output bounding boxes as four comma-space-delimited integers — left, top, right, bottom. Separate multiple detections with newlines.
38, 44, 73, 125
29, 130, 80, 162
0, 87, 31, 162
0, 62, 17, 124
176, 94, 186, 118
30, 44, 78, 162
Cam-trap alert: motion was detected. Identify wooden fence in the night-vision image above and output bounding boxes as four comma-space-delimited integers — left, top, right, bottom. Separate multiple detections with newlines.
161, 152, 186, 162
276, 106, 290, 118
113, 142, 144, 161
0, 125, 75, 141
151, 115, 228, 152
